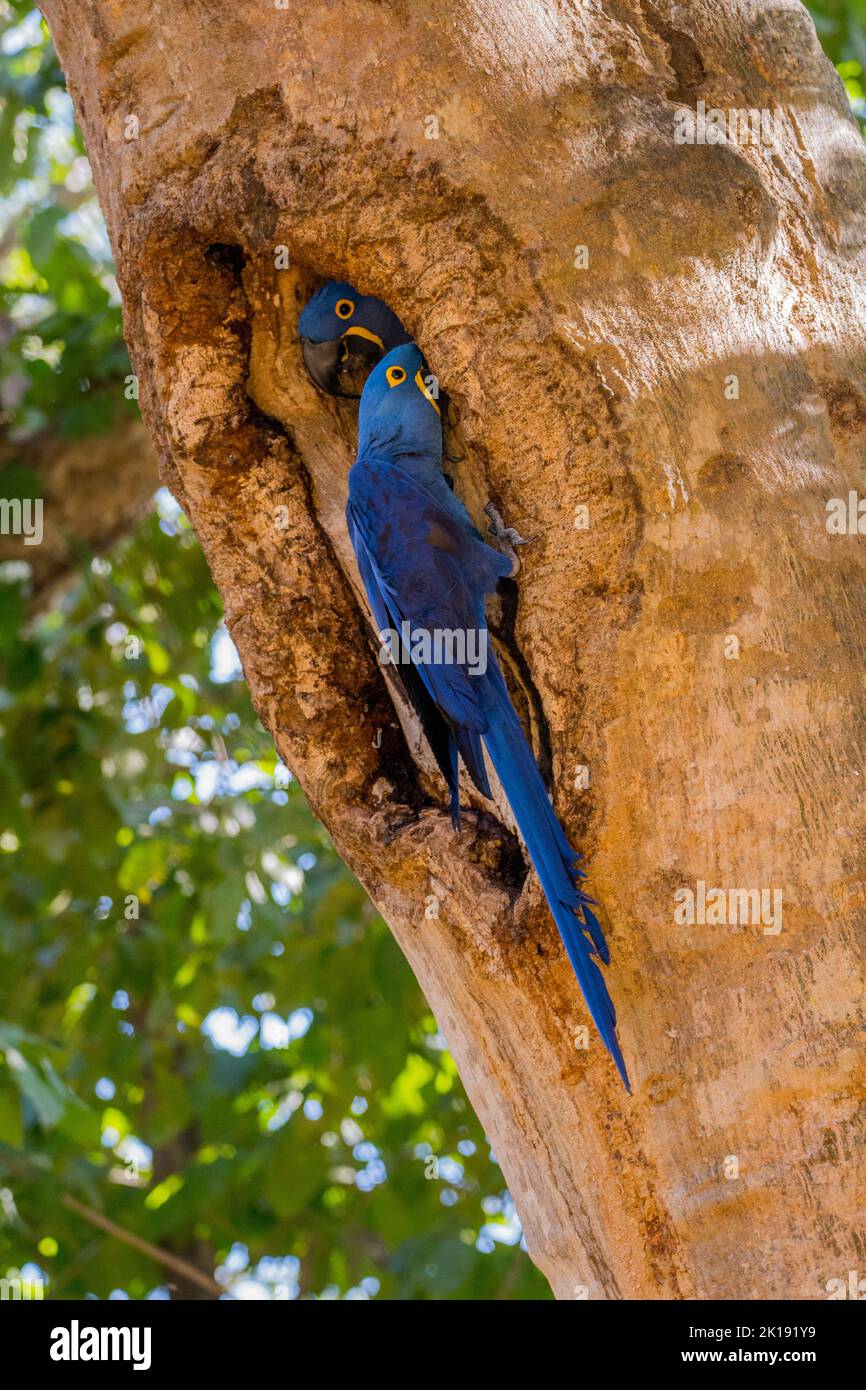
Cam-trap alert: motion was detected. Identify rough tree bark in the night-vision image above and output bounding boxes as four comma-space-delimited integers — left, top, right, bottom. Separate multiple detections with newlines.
39, 0, 866, 1299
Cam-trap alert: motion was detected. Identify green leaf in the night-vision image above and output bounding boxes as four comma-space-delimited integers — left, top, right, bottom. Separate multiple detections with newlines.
0, 1081, 24, 1147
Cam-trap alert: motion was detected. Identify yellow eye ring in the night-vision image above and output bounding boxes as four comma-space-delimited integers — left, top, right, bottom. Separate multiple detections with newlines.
335, 298, 355, 320
386, 365, 407, 387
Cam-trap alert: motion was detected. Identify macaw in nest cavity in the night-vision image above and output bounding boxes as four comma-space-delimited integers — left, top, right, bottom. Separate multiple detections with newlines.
298, 281, 411, 397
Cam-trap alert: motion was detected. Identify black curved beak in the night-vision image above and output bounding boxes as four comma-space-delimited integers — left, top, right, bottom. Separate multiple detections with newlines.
300, 336, 344, 396
301, 332, 386, 398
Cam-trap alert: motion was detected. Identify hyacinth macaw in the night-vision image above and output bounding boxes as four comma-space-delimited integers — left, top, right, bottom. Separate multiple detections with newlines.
345, 341, 630, 1089
298, 281, 411, 397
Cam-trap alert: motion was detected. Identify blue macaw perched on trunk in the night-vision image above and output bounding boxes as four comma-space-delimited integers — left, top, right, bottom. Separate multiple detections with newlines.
345, 341, 630, 1090
299, 281, 411, 396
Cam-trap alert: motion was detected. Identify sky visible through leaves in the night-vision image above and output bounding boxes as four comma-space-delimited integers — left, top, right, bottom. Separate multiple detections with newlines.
0, 1, 861, 1300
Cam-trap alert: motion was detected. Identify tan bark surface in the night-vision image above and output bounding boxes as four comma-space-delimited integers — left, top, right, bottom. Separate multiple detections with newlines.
39, 0, 866, 1298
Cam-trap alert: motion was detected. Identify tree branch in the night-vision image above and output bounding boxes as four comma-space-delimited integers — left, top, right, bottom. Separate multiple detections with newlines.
60, 1194, 223, 1299
0, 401, 158, 614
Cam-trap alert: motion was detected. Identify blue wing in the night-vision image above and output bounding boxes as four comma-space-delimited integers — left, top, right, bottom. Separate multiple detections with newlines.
347, 477, 499, 816
347, 455, 509, 732
348, 509, 462, 822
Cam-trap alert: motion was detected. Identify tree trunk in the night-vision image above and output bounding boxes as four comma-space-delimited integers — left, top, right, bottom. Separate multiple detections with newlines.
39, 0, 866, 1299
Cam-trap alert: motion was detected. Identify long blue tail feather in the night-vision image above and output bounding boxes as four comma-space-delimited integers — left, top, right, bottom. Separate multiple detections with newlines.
482, 694, 630, 1091
455, 726, 492, 801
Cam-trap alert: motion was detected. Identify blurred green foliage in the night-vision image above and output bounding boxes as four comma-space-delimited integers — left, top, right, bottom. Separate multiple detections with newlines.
810, 0, 866, 124
0, 1, 130, 441
0, 0, 862, 1301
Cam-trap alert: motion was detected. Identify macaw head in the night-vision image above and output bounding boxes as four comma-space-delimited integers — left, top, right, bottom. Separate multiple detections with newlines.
299, 281, 411, 397
358, 343, 443, 462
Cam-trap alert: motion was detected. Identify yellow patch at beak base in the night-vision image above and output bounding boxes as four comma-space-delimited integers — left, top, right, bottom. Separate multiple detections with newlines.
342, 325, 385, 350
414, 369, 441, 414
